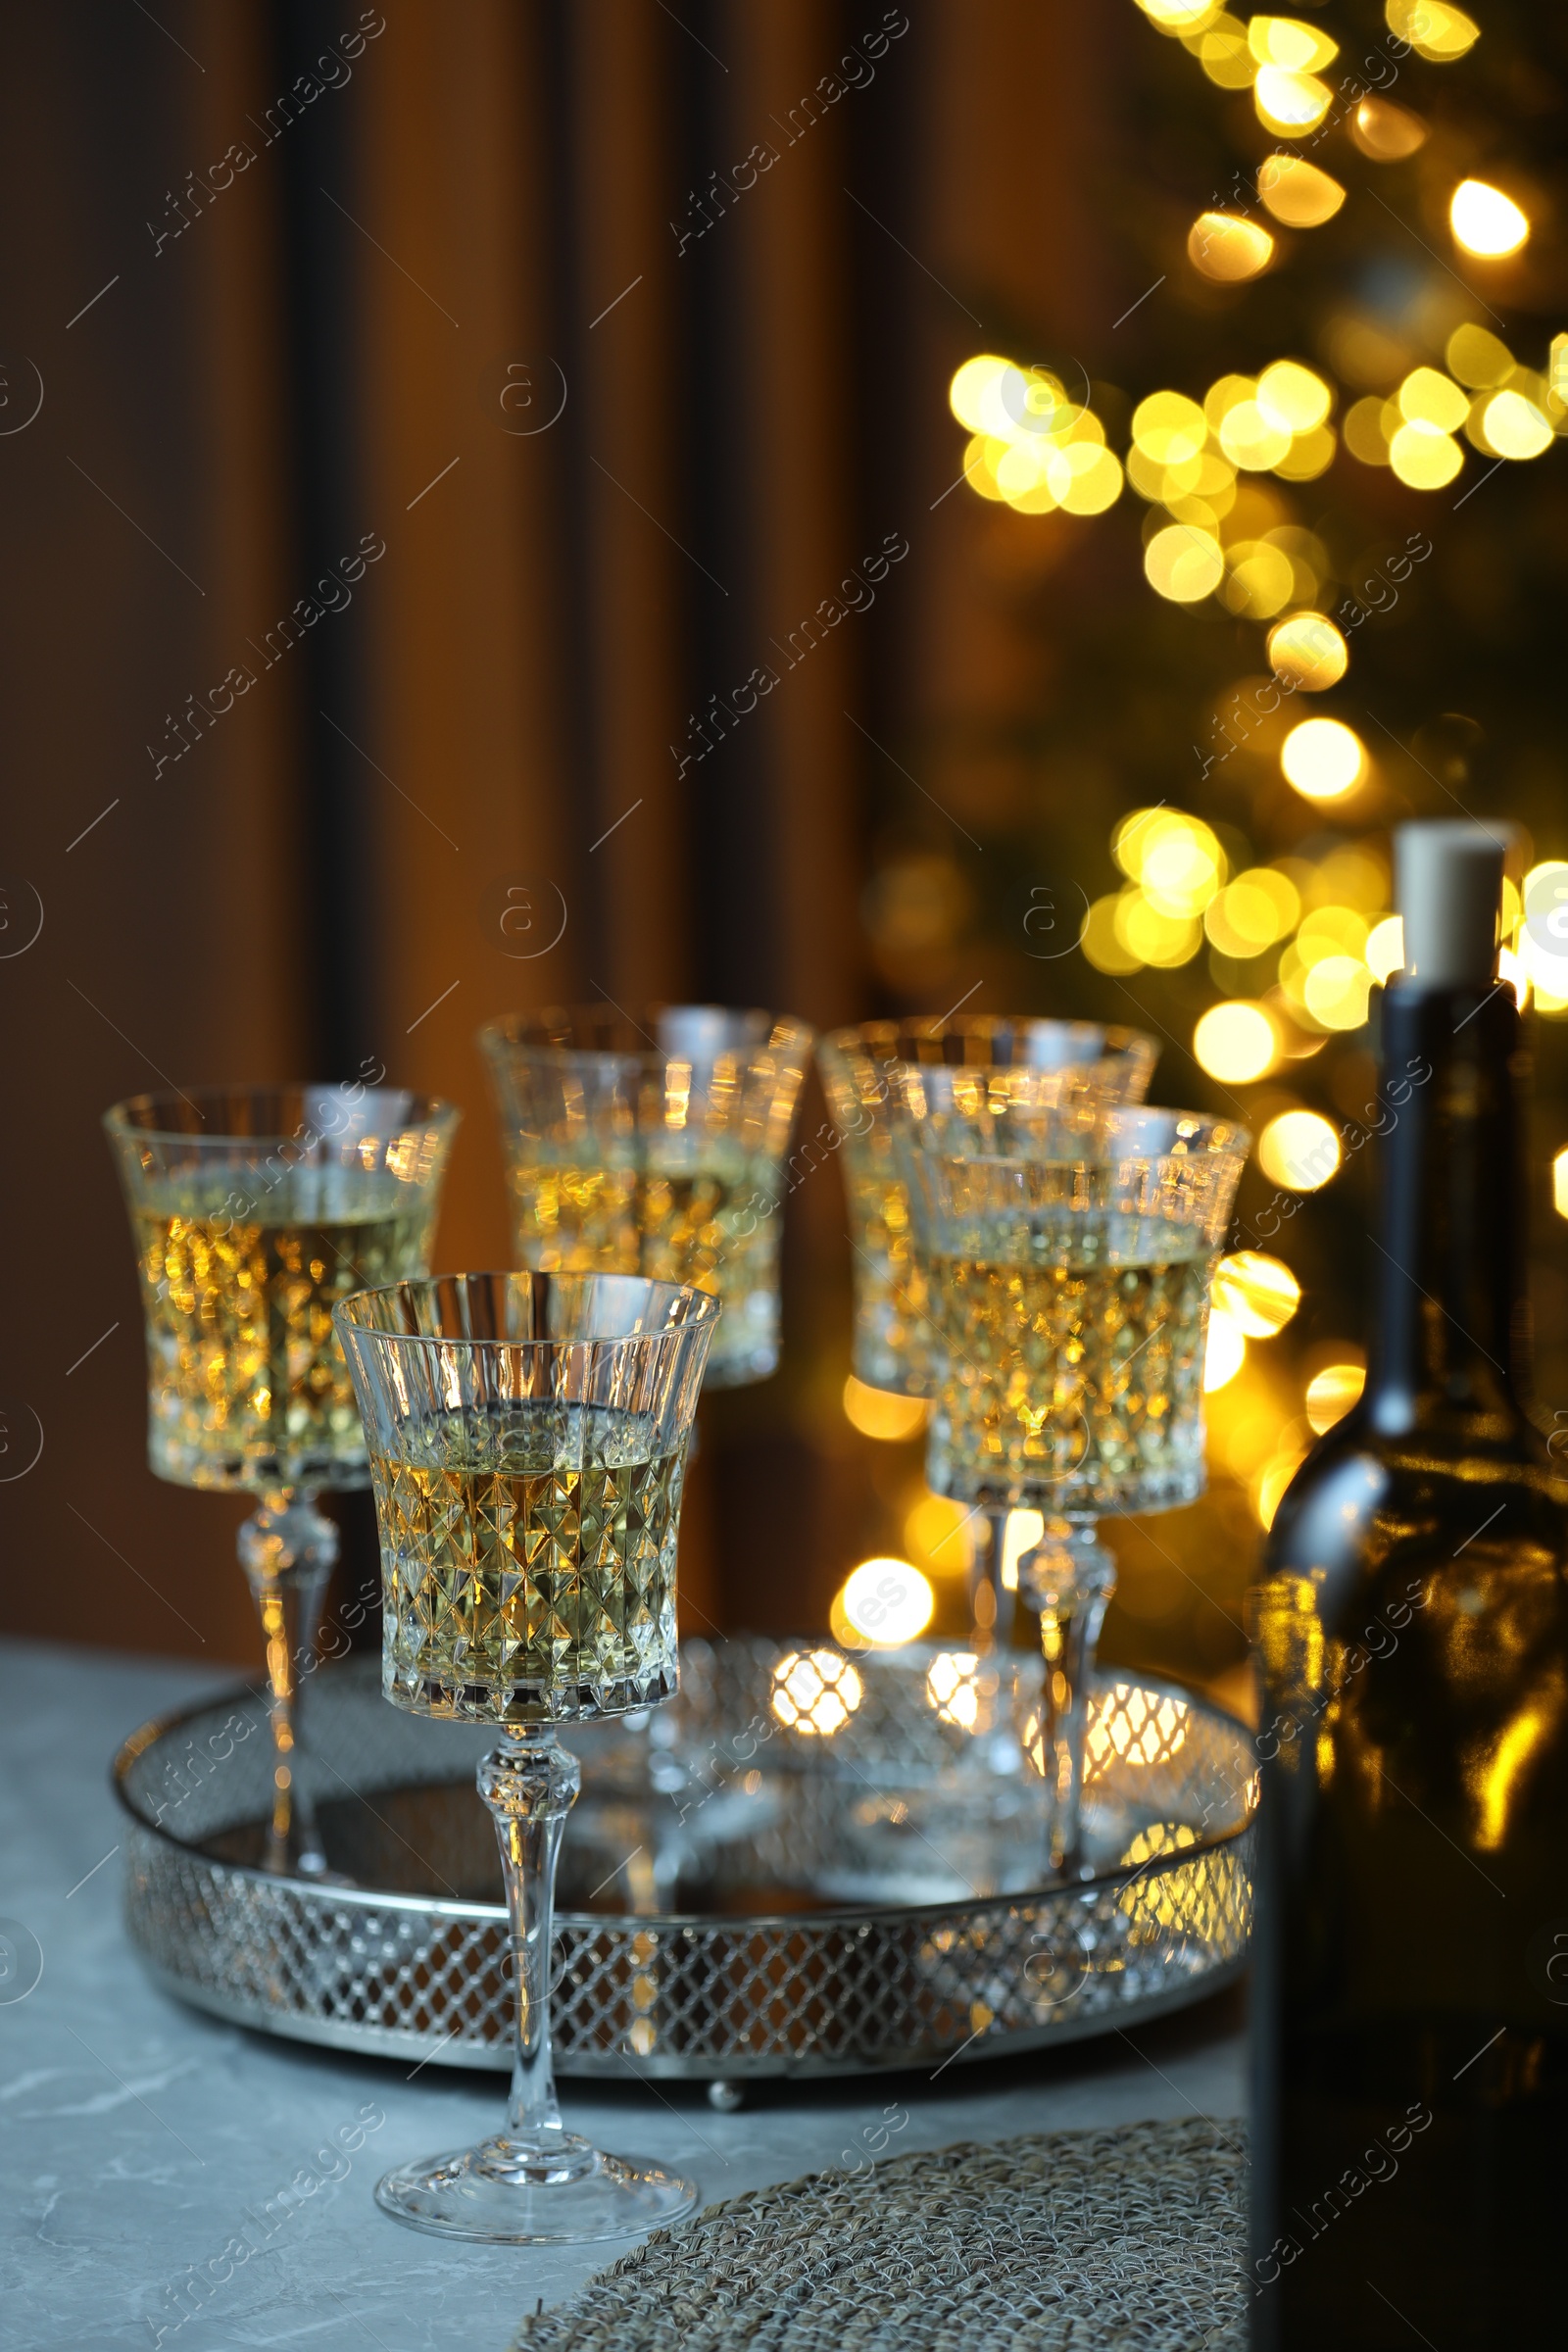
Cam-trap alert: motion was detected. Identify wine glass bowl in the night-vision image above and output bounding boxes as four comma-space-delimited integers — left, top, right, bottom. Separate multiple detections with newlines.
818, 1017, 1157, 1398
106, 1085, 457, 1491
911, 1106, 1249, 1517
906, 1104, 1249, 1874
334, 1270, 717, 2243
478, 1004, 812, 1390
105, 1083, 459, 1876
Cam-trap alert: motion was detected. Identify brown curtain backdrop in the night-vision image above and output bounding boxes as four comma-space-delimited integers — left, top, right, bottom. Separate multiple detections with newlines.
0, 0, 1143, 1671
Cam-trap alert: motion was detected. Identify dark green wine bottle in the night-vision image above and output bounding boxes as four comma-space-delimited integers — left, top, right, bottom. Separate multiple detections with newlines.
1250, 823, 1568, 2351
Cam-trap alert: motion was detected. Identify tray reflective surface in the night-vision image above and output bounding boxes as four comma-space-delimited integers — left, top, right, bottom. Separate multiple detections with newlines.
115, 1640, 1254, 2081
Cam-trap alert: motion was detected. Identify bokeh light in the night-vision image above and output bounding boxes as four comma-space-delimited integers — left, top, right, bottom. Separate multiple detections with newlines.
842, 1375, 928, 1443
1248, 16, 1337, 71
1389, 418, 1463, 488
1351, 96, 1427, 159
904, 1493, 975, 1579
1219, 397, 1294, 470
1268, 612, 1348, 691
1203, 1307, 1248, 1391
1257, 1108, 1341, 1190
1145, 522, 1225, 600
1482, 390, 1553, 459
1387, 0, 1479, 63
1257, 360, 1332, 433
834, 1558, 935, 1647
1189, 214, 1274, 281
1213, 1251, 1301, 1336
1344, 395, 1393, 465
1365, 914, 1404, 984
1554, 1148, 1568, 1221
1135, 0, 1224, 25
1398, 368, 1469, 431
1114, 809, 1226, 912
1305, 1360, 1366, 1434
1446, 323, 1514, 387
1194, 1000, 1278, 1082
1193, 13, 1257, 88
1115, 889, 1203, 966
1254, 1445, 1308, 1529
1281, 716, 1365, 801
1450, 179, 1529, 259
1302, 954, 1372, 1030
1257, 157, 1345, 228
1253, 66, 1332, 135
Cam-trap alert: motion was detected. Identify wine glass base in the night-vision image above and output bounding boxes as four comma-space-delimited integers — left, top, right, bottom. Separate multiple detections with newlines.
374, 2132, 699, 2244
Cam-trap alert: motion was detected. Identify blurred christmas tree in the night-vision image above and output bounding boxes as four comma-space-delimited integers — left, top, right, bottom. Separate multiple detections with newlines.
852, 0, 1568, 1693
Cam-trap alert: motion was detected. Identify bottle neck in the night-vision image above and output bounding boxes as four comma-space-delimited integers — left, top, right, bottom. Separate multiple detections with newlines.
1366, 979, 1532, 1433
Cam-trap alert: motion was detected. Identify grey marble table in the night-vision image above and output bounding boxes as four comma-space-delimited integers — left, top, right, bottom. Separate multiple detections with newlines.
0, 1637, 1247, 2352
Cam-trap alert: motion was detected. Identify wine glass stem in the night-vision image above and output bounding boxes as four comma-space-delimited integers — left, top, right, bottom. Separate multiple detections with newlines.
236, 1487, 338, 1877
969, 1507, 1016, 1647
479, 1730, 584, 2156
1019, 1516, 1116, 1876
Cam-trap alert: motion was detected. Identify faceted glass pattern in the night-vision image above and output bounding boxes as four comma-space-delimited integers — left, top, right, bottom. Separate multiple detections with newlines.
376, 1417, 686, 1721
106, 1085, 458, 1492
817, 1020, 1157, 1396
335, 1273, 717, 1725
478, 1005, 812, 1389
908, 1108, 1249, 1513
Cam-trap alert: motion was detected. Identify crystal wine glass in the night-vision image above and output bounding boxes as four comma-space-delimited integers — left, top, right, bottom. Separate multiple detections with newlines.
333, 1269, 717, 2244
105, 1084, 459, 1877
478, 1005, 812, 1389
907, 1105, 1249, 1872
818, 1017, 1158, 1397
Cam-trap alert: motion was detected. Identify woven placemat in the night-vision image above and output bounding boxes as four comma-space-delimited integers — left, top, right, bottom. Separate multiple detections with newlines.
511, 2117, 1247, 2352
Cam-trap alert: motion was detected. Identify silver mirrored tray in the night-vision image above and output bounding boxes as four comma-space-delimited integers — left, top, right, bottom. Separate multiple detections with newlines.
114, 1639, 1255, 2083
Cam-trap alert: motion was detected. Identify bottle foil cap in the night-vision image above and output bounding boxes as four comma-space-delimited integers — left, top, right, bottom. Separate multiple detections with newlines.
1395, 821, 1507, 986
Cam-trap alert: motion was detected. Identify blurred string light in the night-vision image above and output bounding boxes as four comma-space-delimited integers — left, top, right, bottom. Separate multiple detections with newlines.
1386, 0, 1478, 61
1281, 716, 1365, 801
1204, 1248, 1301, 1394
1341, 328, 1568, 476
949, 355, 1123, 516
1214, 1251, 1301, 1335
1194, 1001, 1278, 1082
1189, 213, 1275, 281
1257, 1109, 1341, 1190
1480, 390, 1553, 459
831, 1558, 935, 1648
1087, 818, 1404, 1011
1450, 179, 1529, 258
1204, 1309, 1248, 1391
1554, 1149, 1568, 1221
1205, 865, 1299, 954
1267, 612, 1348, 689
842, 1374, 927, 1442
1517, 860, 1568, 1013
1305, 1359, 1366, 1433
1253, 65, 1333, 135
1365, 914, 1404, 983
1350, 96, 1427, 159
1257, 155, 1345, 227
